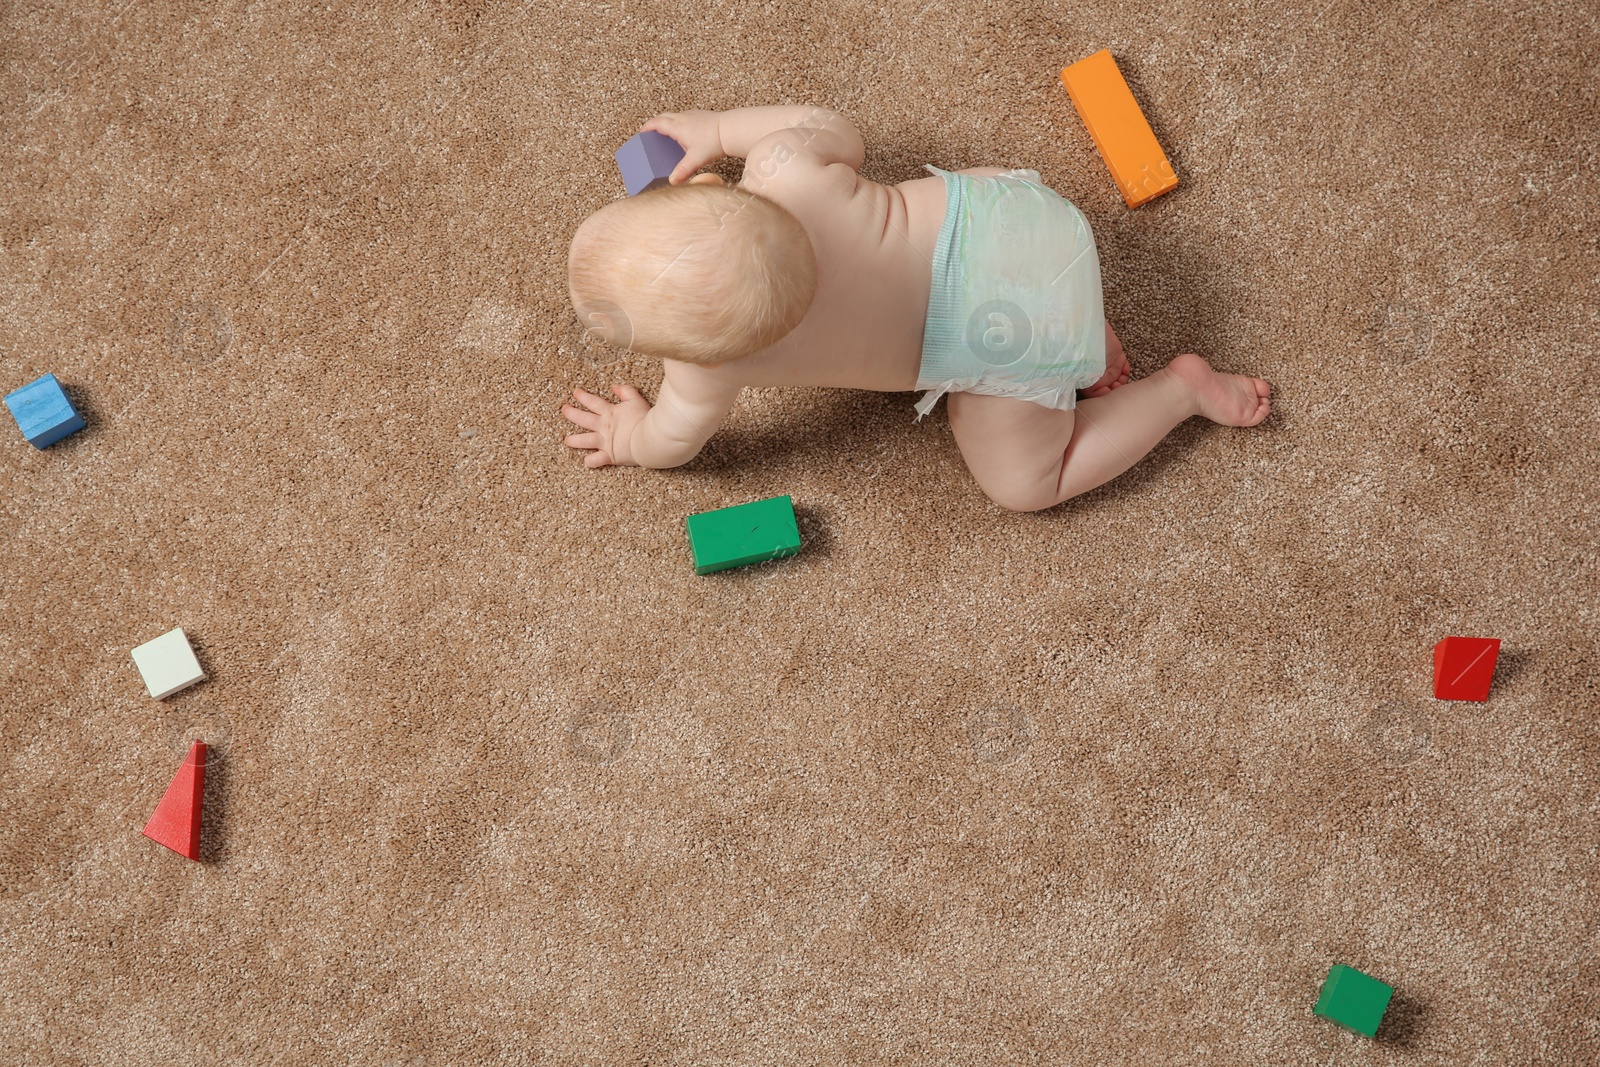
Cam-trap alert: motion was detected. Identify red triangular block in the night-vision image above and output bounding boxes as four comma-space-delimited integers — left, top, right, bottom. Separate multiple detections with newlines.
1433, 637, 1501, 702
142, 741, 206, 860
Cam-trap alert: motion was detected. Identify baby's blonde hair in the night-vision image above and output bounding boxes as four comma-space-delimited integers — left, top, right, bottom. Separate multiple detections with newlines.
567, 183, 817, 365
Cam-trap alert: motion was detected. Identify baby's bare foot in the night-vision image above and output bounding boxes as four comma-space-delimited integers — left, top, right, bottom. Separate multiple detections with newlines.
1166, 353, 1271, 426
1081, 346, 1131, 398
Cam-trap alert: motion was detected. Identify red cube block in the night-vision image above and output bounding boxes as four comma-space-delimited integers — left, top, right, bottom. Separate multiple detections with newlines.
1433, 637, 1501, 701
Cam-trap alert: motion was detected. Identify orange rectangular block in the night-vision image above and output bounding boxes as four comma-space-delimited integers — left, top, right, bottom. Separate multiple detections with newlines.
1060, 49, 1178, 208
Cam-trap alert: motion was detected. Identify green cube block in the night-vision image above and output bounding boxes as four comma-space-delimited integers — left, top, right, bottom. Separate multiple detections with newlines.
686, 495, 801, 575
1313, 964, 1393, 1038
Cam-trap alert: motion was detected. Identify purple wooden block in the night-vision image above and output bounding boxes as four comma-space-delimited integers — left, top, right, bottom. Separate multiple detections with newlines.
615, 130, 686, 196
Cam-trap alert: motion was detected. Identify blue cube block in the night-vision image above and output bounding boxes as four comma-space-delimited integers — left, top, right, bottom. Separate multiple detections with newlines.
5, 373, 86, 449
615, 130, 686, 196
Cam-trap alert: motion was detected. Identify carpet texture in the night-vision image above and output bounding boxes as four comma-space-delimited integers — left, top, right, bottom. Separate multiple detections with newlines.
3, 1, 1597, 1064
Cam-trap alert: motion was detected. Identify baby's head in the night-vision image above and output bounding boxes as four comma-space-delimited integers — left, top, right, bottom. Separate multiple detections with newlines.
567, 176, 817, 365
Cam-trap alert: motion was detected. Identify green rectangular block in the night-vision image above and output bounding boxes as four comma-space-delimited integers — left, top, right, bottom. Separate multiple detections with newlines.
1313, 963, 1393, 1038
686, 495, 801, 575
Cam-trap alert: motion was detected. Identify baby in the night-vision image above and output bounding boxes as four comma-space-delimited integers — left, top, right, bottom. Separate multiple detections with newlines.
563, 106, 1270, 512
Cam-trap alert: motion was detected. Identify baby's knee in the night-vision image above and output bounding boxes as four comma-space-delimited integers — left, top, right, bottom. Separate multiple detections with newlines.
979, 478, 1061, 513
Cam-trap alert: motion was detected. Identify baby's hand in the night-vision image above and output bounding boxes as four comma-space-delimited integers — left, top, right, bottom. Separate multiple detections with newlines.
562, 384, 651, 468
638, 110, 722, 184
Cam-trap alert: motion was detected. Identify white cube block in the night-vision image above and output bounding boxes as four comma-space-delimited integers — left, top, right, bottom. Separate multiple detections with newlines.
130, 627, 206, 699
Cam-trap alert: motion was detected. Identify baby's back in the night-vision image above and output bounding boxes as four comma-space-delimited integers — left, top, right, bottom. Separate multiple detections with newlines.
687, 163, 1001, 394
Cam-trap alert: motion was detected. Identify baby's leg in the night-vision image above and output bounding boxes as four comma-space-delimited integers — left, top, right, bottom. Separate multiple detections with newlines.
947, 353, 1270, 512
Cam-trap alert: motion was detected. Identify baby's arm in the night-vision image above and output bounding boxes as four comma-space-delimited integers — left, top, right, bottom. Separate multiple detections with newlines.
562, 363, 739, 469
641, 107, 864, 185
716, 106, 865, 169
626, 361, 742, 469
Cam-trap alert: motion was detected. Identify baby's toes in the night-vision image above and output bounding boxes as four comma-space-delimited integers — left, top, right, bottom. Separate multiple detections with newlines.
1250, 392, 1272, 426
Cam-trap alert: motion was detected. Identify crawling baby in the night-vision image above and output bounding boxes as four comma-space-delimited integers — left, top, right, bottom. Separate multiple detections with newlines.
563, 106, 1270, 512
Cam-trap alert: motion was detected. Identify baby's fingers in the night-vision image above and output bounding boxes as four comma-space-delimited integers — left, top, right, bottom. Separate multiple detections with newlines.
612, 382, 646, 402
564, 431, 603, 450
640, 112, 699, 142
571, 387, 612, 411
638, 113, 719, 184
584, 450, 613, 468
669, 155, 714, 184
639, 113, 680, 134
561, 402, 601, 430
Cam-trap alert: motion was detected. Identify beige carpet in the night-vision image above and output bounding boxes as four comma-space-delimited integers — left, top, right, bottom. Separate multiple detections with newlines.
3, 1, 1596, 1063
